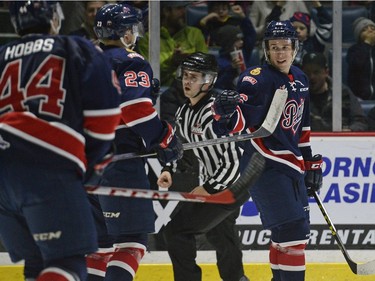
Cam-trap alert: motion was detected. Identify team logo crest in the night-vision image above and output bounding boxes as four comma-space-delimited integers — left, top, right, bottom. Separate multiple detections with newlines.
250, 68, 261, 75
281, 98, 305, 135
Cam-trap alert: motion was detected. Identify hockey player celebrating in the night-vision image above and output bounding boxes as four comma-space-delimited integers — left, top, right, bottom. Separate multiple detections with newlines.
0, 1, 121, 280
86, 3, 183, 281
212, 21, 323, 281
157, 52, 250, 281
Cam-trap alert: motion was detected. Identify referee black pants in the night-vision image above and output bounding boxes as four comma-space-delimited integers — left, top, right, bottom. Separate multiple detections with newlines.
163, 196, 248, 281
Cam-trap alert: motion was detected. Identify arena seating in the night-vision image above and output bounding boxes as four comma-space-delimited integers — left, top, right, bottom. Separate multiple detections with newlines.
186, 3, 208, 27
310, 5, 369, 45
328, 47, 349, 86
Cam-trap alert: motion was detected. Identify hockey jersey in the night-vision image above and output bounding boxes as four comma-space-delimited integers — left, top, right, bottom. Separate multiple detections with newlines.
0, 35, 121, 171
214, 63, 313, 177
100, 45, 166, 154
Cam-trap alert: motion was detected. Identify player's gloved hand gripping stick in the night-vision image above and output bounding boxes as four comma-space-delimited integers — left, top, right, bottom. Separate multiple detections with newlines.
156, 121, 183, 165
307, 156, 375, 275
304, 154, 323, 196
110, 88, 289, 162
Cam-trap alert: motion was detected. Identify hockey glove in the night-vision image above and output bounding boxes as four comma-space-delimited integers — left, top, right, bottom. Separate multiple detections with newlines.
304, 154, 323, 197
211, 90, 240, 122
157, 121, 183, 165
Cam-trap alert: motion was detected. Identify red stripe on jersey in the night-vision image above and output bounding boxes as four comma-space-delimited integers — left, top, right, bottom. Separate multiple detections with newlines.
230, 107, 246, 134
0, 112, 86, 170
252, 137, 304, 172
121, 99, 156, 126
84, 108, 121, 140
299, 128, 310, 144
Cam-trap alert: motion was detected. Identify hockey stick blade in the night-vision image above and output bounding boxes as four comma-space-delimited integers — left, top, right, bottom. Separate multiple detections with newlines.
86, 152, 265, 204
313, 191, 375, 275
111, 89, 288, 162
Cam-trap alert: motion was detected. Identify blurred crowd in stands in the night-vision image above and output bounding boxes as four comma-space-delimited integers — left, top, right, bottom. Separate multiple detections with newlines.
1, 0, 375, 132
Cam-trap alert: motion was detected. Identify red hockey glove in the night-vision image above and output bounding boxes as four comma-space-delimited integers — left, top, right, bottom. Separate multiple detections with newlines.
157, 121, 183, 165
304, 154, 323, 197
211, 90, 240, 122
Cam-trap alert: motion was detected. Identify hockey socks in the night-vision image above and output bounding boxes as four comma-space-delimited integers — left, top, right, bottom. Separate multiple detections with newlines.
86, 248, 114, 281
105, 242, 146, 281
36, 267, 80, 281
36, 255, 87, 281
269, 241, 306, 281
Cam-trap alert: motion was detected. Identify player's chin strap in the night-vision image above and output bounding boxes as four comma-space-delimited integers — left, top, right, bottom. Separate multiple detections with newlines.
120, 31, 139, 50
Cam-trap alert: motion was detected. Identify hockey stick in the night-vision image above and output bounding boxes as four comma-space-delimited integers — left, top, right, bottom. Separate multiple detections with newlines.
313, 191, 375, 275
110, 88, 288, 162
86, 152, 265, 204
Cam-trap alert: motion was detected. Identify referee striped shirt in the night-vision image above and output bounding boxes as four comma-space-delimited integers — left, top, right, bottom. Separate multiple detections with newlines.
172, 92, 242, 194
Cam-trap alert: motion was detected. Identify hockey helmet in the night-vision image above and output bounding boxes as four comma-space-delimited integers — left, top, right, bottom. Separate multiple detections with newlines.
94, 3, 143, 43
176, 52, 218, 85
263, 20, 299, 62
9, 1, 64, 35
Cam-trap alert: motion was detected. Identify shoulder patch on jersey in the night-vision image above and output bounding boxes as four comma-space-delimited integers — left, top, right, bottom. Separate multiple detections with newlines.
127, 52, 145, 60
250, 67, 261, 75
242, 76, 258, 85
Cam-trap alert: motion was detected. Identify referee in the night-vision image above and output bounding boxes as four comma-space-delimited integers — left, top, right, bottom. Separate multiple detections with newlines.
157, 52, 250, 281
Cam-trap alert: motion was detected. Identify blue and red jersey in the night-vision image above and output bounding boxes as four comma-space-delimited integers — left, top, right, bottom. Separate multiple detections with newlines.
214, 63, 313, 177
100, 45, 166, 154
0, 35, 121, 171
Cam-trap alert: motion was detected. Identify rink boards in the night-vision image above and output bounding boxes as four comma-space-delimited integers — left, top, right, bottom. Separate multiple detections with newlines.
1, 250, 375, 281
0, 135, 375, 280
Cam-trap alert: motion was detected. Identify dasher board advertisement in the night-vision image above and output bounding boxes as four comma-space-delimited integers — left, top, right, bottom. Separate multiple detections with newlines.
148, 135, 375, 251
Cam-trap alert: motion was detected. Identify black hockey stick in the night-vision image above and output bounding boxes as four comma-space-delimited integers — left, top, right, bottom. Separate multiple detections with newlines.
313, 191, 375, 275
86, 152, 265, 204
110, 88, 288, 162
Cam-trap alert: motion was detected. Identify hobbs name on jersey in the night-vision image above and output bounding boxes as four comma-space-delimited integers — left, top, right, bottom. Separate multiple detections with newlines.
4, 38, 54, 61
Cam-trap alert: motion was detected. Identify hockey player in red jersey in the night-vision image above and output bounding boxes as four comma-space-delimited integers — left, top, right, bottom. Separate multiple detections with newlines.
0, 1, 121, 281
85, 3, 183, 281
212, 21, 323, 281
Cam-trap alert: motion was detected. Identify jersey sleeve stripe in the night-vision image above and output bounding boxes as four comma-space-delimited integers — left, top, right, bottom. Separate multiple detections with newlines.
121, 99, 158, 127
230, 107, 246, 134
84, 114, 121, 140
299, 126, 310, 144
83, 108, 121, 117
